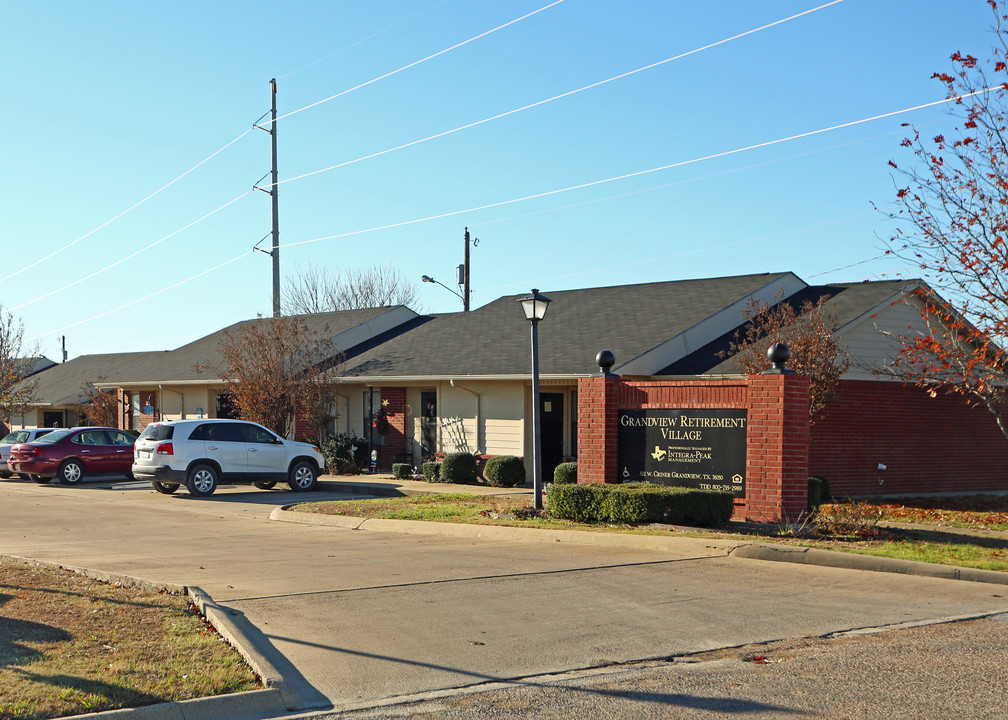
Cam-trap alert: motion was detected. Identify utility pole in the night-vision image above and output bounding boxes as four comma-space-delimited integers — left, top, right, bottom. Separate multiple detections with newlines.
463, 227, 471, 312
269, 78, 280, 318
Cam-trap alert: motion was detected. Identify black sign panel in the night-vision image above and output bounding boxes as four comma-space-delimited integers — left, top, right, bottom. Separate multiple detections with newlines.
617, 408, 747, 496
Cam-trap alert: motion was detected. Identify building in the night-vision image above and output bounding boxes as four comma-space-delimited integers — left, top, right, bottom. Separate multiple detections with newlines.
14, 272, 1007, 500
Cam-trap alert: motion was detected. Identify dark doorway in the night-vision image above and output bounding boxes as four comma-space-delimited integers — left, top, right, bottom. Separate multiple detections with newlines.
43, 411, 63, 428
215, 394, 237, 419
420, 391, 437, 461
539, 393, 565, 483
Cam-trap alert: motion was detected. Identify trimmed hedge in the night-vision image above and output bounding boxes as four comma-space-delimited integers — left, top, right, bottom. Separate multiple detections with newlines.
440, 452, 478, 484
553, 462, 577, 485
422, 461, 441, 483
392, 463, 413, 480
808, 475, 830, 511
483, 455, 527, 488
546, 482, 733, 526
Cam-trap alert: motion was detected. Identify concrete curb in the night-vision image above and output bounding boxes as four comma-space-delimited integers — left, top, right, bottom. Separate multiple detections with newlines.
269, 507, 1008, 586
729, 542, 1008, 585
1, 554, 297, 720
268, 505, 746, 557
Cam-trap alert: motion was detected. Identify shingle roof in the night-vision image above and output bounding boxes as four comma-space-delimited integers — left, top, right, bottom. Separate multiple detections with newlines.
27, 306, 398, 405
342, 272, 798, 378
659, 280, 918, 375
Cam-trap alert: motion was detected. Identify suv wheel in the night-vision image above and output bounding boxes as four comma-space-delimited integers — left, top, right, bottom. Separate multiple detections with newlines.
58, 460, 84, 485
152, 480, 180, 494
288, 461, 318, 492
31, 475, 49, 484
253, 481, 277, 490
186, 464, 219, 497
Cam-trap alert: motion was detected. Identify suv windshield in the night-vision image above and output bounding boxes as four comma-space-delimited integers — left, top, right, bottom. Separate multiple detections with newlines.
1, 431, 29, 444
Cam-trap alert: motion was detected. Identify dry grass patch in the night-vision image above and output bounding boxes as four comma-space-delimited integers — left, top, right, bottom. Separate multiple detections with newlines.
0, 559, 259, 720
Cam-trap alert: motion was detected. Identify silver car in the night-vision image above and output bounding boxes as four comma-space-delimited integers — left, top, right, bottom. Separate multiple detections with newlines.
132, 418, 325, 497
1, 428, 55, 478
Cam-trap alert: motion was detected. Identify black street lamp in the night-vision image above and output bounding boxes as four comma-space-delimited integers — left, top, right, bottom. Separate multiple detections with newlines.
518, 288, 552, 510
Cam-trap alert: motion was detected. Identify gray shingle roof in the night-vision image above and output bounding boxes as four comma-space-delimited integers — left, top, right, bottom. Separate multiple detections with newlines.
660, 280, 918, 375
342, 273, 797, 378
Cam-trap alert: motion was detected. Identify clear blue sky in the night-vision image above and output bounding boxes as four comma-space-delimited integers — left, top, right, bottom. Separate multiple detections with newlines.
3, 0, 999, 359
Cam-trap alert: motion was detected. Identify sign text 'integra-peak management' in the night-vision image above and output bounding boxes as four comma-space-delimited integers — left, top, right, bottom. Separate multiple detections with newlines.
617, 409, 747, 496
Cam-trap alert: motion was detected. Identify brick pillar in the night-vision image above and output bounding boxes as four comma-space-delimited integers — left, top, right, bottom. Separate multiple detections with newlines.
377, 387, 407, 470
577, 374, 622, 484
744, 373, 810, 522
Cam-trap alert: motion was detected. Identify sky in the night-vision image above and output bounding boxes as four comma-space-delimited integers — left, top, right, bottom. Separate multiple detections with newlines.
3, 0, 1002, 360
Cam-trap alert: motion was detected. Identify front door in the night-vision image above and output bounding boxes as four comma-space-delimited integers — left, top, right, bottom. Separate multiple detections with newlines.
539, 393, 565, 483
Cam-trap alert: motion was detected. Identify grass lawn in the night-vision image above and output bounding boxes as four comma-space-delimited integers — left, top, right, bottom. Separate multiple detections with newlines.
296, 493, 1008, 573
0, 559, 259, 720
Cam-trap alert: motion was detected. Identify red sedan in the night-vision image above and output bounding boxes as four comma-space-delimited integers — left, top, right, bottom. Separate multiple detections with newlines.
9, 427, 137, 485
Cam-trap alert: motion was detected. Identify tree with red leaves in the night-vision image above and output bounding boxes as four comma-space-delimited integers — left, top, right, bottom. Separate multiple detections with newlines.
885, 0, 1008, 439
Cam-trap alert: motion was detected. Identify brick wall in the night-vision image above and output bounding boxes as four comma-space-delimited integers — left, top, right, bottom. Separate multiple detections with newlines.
810, 379, 1008, 496
577, 374, 810, 522
377, 387, 407, 470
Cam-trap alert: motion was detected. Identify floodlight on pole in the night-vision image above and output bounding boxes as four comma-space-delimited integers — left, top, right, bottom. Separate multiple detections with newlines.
421, 274, 465, 304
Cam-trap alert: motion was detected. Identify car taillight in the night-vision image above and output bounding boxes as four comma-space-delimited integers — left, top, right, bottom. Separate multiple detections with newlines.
155, 442, 173, 455
18, 447, 42, 457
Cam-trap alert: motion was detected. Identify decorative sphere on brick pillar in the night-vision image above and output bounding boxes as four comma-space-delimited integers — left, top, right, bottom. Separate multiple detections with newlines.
596, 349, 615, 374
762, 342, 796, 375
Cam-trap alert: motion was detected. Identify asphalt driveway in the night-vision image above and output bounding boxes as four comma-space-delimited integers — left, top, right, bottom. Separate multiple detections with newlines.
2, 476, 1006, 713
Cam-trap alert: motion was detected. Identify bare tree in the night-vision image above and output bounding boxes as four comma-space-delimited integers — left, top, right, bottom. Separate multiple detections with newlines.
0, 307, 40, 423
209, 316, 342, 438
282, 264, 422, 315
721, 293, 850, 423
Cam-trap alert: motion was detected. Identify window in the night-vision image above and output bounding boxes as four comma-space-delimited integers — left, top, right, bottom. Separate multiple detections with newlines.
108, 431, 134, 446
76, 431, 106, 446
140, 424, 174, 441
241, 423, 277, 444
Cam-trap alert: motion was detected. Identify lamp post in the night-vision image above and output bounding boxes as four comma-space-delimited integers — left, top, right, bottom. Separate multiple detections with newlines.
518, 288, 551, 510
421, 274, 465, 307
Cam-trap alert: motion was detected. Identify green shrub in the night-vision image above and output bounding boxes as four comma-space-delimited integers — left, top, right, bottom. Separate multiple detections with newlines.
422, 462, 441, 483
440, 452, 478, 484
483, 455, 527, 488
546, 483, 611, 522
320, 433, 369, 475
808, 475, 830, 511
546, 482, 733, 526
392, 463, 413, 480
553, 462, 577, 484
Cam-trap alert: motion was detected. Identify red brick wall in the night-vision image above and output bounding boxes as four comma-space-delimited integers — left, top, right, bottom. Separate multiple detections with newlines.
377, 387, 407, 470
810, 379, 1008, 496
577, 374, 810, 522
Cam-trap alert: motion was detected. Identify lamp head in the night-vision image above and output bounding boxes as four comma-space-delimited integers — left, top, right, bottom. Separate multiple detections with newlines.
421, 275, 434, 283
518, 288, 552, 322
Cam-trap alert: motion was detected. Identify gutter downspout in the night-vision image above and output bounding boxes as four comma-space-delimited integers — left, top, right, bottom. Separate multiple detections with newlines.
450, 379, 481, 454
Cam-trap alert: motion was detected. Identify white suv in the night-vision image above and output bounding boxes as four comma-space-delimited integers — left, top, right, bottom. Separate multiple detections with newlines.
132, 419, 325, 497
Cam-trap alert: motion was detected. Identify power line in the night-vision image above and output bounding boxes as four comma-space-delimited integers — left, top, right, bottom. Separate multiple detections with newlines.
277, 0, 452, 80
279, 0, 848, 188
11, 191, 253, 312
1, 128, 252, 284
277, 89, 988, 253
28, 251, 253, 342
270, 0, 566, 126
27, 88, 980, 336
7, 3, 565, 292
